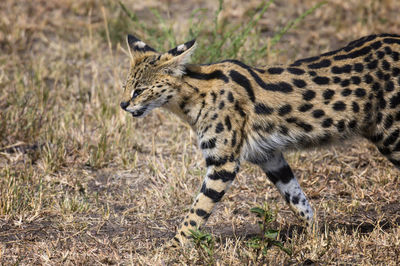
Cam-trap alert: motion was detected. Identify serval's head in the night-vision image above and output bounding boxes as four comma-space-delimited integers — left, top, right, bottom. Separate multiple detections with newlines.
120, 35, 197, 117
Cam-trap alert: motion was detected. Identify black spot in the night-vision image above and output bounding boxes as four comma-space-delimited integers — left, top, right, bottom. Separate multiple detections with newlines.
228, 92, 234, 102
384, 46, 393, 54
254, 103, 274, 115
312, 109, 325, 118
296, 121, 313, 132
219, 101, 225, 109
227, 125, 237, 143
195, 209, 209, 218
376, 70, 384, 80
384, 115, 394, 130
370, 40, 382, 50
268, 67, 284, 74
377, 112, 383, 124
211, 92, 217, 103
341, 88, 352, 96
385, 81, 395, 92
384, 73, 391, 81
293, 79, 307, 88
298, 103, 313, 112
352, 102, 360, 113
383, 129, 400, 146
372, 82, 381, 92
355, 88, 366, 97
308, 71, 317, 76
351, 76, 361, 85
364, 74, 374, 84
220, 89, 225, 95
333, 101, 346, 111
205, 156, 227, 167
201, 138, 217, 149
393, 68, 400, 77
348, 120, 357, 129
313, 76, 330, 85
286, 117, 297, 123
278, 104, 292, 116
291, 196, 300, 205
186, 69, 229, 82
287, 67, 305, 75
229, 70, 255, 102
308, 59, 331, 69
216, 122, 224, 133
336, 120, 346, 132
392, 51, 400, 61
264, 82, 294, 93
323, 89, 335, 100
322, 118, 333, 128
211, 113, 218, 120
302, 90, 316, 101
340, 79, 350, 87
333, 76, 341, 84
331, 64, 352, 74
201, 183, 225, 203
265, 164, 294, 184
279, 125, 289, 135
367, 60, 378, 69
382, 60, 391, 71
354, 63, 364, 73
225, 116, 232, 131
364, 102, 372, 112
189, 220, 197, 227
379, 98, 387, 109
376, 51, 385, 59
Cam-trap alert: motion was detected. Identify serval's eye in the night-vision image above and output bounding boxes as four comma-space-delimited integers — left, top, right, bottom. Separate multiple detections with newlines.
132, 88, 144, 99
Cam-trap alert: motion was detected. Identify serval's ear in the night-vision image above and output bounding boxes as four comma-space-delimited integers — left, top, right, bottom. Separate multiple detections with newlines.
126, 34, 157, 57
162, 39, 197, 77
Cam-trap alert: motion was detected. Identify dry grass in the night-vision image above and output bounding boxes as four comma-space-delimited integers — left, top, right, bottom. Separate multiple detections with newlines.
1, 0, 400, 264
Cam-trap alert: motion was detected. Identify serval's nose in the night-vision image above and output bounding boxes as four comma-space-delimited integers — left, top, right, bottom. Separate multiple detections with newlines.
120, 101, 129, 110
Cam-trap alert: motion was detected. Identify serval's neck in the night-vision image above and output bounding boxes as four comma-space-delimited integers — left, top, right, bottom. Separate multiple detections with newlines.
163, 64, 215, 128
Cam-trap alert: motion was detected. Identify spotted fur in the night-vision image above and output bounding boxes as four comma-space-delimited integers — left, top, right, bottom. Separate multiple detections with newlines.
120, 33, 400, 247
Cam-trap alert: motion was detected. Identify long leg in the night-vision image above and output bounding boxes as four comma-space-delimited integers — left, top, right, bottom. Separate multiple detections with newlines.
172, 154, 240, 246
258, 151, 314, 224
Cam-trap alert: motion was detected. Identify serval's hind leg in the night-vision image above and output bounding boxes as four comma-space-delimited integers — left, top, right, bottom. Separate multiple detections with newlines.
369, 123, 400, 170
258, 151, 314, 225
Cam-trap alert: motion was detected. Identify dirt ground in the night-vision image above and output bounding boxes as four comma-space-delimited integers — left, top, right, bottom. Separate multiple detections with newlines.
1, 0, 400, 264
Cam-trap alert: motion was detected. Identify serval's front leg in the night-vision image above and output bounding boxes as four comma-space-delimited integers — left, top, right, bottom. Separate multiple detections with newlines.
170, 143, 241, 247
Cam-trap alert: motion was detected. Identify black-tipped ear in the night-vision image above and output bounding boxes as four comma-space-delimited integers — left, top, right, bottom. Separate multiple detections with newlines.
127, 34, 157, 53
167, 39, 196, 56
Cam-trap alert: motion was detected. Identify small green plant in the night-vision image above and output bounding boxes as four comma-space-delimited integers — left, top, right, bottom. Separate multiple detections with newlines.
247, 204, 292, 258
189, 229, 215, 265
